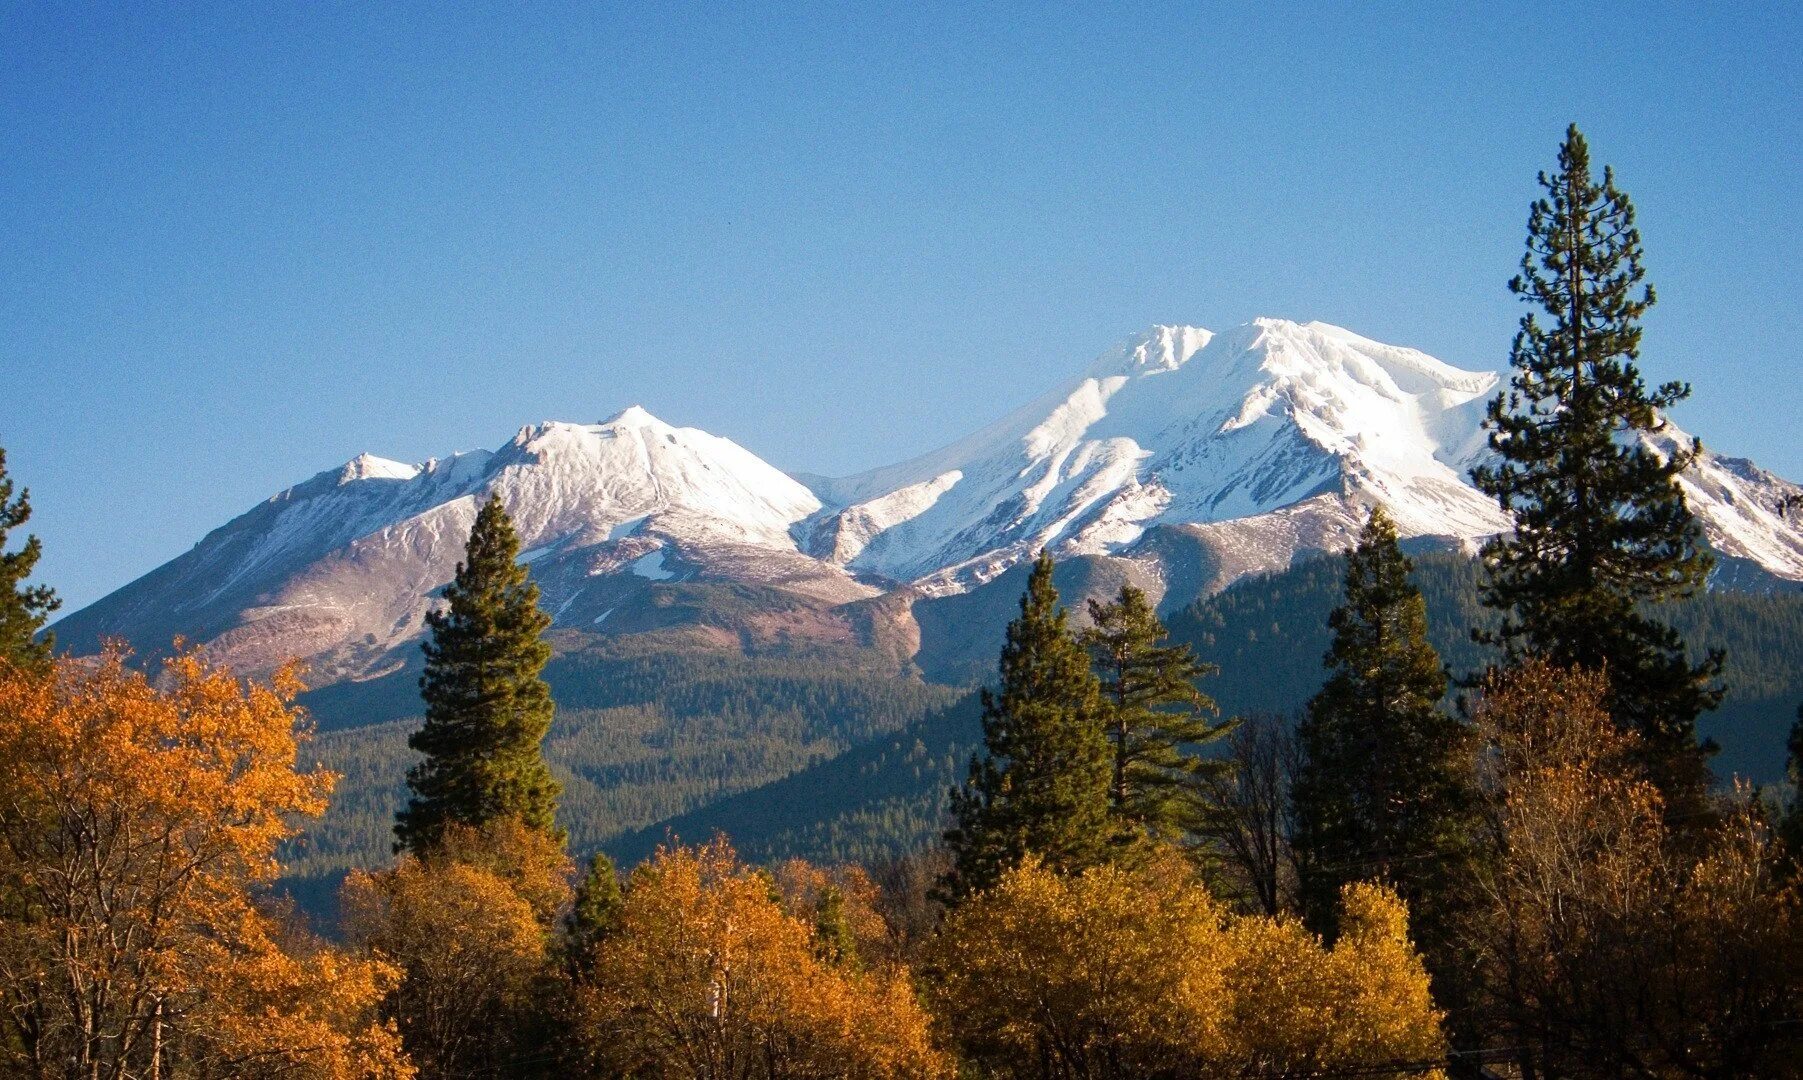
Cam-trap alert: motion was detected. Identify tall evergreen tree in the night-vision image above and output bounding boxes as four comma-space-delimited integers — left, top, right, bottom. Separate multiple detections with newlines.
1081, 584, 1232, 841
1292, 506, 1477, 941
0, 448, 59, 669
940, 552, 1112, 903
1471, 124, 1722, 802
395, 495, 563, 855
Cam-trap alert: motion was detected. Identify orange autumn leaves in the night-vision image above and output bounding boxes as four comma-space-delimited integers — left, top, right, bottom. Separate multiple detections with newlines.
0, 650, 409, 1078
0, 649, 1456, 1079
1459, 660, 1803, 1077
576, 839, 949, 1080
342, 829, 949, 1079
341, 819, 573, 1077
931, 852, 1446, 1079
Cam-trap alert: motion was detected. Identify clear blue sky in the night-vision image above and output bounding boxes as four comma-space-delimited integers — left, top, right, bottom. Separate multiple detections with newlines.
3, 2, 1799, 612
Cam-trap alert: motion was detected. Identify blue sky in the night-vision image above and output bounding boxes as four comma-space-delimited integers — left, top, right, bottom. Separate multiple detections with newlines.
3, 2, 1799, 611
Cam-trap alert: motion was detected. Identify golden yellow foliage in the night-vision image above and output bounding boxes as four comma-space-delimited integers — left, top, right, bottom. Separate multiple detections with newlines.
930, 852, 1444, 1079
1465, 659, 1803, 1077
426, 816, 574, 922
1224, 883, 1445, 1076
341, 819, 567, 1078
0, 650, 410, 1078
580, 838, 950, 1079
772, 858, 891, 968
930, 851, 1231, 1074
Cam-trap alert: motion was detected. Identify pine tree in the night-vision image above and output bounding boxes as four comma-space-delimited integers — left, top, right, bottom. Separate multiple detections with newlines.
0, 448, 59, 669
566, 852, 624, 975
395, 495, 562, 855
1292, 506, 1477, 942
940, 552, 1112, 903
1081, 584, 1232, 842
812, 883, 859, 969
1471, 124, 1722, 804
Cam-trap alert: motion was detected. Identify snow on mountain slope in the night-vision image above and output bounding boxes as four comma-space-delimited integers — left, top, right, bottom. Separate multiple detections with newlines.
808, 319, 1511, 593
1651, 431, 1803, 587
54, 407, 867, 680
53, 318, 1803, 689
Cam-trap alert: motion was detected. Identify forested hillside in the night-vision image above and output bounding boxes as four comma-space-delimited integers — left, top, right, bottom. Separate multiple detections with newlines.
279, 642, 961, 908
576, 555, 1803, 872
608, 692, 985, 869
1171, 553, 1803, 780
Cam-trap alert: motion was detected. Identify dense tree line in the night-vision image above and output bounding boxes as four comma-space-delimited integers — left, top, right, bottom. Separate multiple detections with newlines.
1173, 555, 1803, 779
567, 563, 1803, 876
278, 550, 1803, 896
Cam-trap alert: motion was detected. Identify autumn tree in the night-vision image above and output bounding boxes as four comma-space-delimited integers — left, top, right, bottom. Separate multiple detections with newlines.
773, 859, 894, 973
395, 495, 562, 855
941, 553, 1112, 903
0, 651, 410, 1079
576, 839, 949, 1079
1222, 882, 1448, 1078
342, 818, 571, 1079
929, 850, 1445, 1079
930, 851, 1229, 1076
0, 447, 58, 668
1471, 125, 1721, 806
1291, 506, 1478, 959
1464, 660, 1803, 1078
1081, 583, 1231, 842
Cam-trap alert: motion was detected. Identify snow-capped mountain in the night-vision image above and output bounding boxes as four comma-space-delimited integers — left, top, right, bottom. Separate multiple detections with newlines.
56, 407, 874, 680
805, 320, 1510, 594
52, 319, 1803, 685
807, 318, 1803, 601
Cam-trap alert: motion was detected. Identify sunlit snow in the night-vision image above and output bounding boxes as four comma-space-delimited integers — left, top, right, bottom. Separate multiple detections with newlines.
50, 317, 1803, 685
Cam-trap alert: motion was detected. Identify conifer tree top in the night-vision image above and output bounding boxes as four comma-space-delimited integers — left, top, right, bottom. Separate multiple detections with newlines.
1294, 503, 1474, 943
1471, 125, 1721, 803
1082, 581, 1229, 841
941, 551, 1112, 902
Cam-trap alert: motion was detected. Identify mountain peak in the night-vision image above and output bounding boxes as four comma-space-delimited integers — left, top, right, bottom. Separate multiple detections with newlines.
335, 452, 420, 485
816, 316, 1517, 588
1113, 324, 1213, 375
506, 410, 675, 453
603, 404, 664, 428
